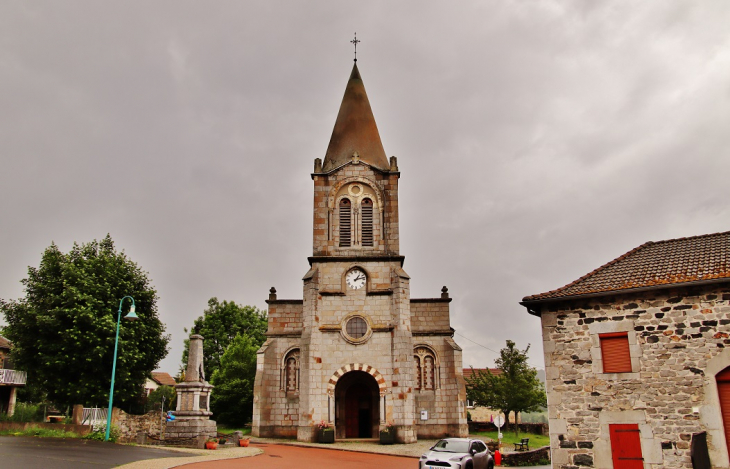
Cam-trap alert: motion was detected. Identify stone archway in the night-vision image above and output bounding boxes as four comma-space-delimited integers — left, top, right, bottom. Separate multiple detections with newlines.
327, 363, 386, 396
334, 370, 380, 439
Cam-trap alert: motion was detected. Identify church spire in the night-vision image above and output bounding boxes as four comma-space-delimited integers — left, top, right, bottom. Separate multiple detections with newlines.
321, 63, 390, 172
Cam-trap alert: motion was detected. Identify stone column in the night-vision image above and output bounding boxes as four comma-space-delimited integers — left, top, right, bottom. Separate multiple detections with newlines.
7, 387, 17, 417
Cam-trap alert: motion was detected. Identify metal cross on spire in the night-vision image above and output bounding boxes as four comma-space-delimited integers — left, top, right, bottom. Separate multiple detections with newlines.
351, 33, 360, 62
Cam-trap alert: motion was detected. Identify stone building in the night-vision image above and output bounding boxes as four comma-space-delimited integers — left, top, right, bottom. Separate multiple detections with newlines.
252, 62, 468, 443
521, 231, 730, 468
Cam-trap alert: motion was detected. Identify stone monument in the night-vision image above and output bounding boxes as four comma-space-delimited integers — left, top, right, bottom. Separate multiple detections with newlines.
165, 334, 216, 441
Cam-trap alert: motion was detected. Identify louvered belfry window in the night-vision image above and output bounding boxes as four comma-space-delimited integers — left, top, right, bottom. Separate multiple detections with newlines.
361, 198, 373, 247
600, 332, 632, 373
339, 199, 351, 247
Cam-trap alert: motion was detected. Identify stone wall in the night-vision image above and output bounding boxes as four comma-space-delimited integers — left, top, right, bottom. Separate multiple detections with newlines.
114, 409, 164, 442
411, 299, 452, 333
541, 284, 730, 468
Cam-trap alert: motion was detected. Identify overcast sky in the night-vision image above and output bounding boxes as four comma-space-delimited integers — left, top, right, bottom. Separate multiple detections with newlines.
2, 1, 729, 375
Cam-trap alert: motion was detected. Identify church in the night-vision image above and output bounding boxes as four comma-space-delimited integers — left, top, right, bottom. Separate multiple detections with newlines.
252, 61, 468, 443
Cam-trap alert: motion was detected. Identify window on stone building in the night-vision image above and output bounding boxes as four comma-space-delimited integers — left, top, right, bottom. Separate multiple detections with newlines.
346, 317, 367, 339
600, 332, 632, 373
361, 198, 373, 247
414, 347, 438, 390
339, 199, 351, 247
282, 349, 300, 392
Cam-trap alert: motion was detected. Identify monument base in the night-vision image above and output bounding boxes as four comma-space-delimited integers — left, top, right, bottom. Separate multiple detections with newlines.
165, 419, 217, 439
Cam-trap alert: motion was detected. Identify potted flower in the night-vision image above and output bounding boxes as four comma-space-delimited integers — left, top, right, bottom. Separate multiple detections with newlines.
239, 437, 250, 447
317, 420, 334, 443
379, 421, 395, 445
205, 438, 219, 450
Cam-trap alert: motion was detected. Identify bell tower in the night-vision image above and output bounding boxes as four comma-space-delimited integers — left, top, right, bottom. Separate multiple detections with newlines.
252, 59, 466, 445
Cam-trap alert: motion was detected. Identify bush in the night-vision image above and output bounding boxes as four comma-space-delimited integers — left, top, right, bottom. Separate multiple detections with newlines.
0, 403, 45, 423
83, 424, 120, 443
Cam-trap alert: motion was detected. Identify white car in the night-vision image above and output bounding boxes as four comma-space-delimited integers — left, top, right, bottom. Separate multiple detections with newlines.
419, 438, 495, 469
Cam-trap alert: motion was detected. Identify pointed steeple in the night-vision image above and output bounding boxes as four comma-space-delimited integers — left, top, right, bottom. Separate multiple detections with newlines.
321, 63, 389, 172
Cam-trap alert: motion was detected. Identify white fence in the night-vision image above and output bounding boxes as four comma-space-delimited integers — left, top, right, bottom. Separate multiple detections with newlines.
0, 369, 27, 385
82, 407, 108, 426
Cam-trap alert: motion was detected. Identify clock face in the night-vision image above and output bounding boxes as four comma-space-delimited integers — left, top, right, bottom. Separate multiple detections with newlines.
346, 269, 366, 290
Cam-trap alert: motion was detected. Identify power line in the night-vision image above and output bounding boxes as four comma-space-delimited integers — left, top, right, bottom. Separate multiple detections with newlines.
454, 332, 545, 371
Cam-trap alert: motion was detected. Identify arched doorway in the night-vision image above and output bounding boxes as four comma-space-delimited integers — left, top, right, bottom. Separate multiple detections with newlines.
717, 366, 730, 457
335, 370, 380, 439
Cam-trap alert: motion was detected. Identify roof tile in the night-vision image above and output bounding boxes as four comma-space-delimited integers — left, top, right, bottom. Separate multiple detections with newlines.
523, 231, 730, 302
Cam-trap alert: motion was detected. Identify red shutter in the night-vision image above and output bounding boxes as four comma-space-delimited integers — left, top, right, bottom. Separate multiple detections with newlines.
600, 332, 632, 373
609, 424, 643, 469
716, 367, 730, 457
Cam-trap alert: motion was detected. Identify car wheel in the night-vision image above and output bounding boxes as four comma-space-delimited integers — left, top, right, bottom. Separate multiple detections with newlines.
464, 463, 473, 469
487, 461, 494, 469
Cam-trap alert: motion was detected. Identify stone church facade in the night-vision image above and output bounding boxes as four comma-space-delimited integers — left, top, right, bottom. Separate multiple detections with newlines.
252, 63, 468, 443
521, 231, 730, 468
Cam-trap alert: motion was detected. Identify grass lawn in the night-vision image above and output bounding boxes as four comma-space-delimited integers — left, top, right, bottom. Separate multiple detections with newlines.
217, 425, 252, 436
470, 430, 549, 449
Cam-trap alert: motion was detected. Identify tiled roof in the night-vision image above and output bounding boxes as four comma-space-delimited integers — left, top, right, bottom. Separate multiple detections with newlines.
151, 371, 176, 386
523, 231, 730, 302
463, 368, 501, 379
0, 335, 11, 349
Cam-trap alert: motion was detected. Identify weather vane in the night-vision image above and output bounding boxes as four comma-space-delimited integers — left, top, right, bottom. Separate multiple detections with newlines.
351, 33, 360, 62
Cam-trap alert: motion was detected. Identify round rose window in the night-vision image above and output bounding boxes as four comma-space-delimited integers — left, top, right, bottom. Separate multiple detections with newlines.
346, 317, 367, 339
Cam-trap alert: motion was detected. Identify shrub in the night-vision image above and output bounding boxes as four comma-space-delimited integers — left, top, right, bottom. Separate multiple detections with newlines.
83, 423, 120, 443
0, 402, 45, 423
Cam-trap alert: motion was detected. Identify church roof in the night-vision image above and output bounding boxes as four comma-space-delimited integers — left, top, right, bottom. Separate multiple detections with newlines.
522, 230, 730, 303
322, 63, 390, 172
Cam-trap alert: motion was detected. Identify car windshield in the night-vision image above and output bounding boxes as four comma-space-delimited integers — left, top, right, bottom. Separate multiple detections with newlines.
432, 439, 470, 453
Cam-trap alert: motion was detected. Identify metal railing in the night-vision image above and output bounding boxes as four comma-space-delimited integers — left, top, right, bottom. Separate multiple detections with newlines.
0, 369, 27, 385
82, 407, 108, 426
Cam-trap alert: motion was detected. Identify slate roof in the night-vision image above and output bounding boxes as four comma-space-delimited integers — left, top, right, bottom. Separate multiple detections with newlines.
522, 231, 730, 302
150, 371, 176, 386
321, 63, 390, 173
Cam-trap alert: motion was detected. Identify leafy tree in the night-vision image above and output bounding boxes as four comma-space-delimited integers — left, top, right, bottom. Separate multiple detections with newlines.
210, 333, 259, 425
147, 385, 176, 412
465, 340, 546, 434
0, 235, 169, 410
181, 298, 267, 380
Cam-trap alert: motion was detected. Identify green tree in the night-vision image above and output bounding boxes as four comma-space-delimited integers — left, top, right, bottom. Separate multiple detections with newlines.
210, 333, 259, 425
0, 235, 169, 410
465, 340, 546, 434
147, 385, 176, 412
181, 298, 267, 379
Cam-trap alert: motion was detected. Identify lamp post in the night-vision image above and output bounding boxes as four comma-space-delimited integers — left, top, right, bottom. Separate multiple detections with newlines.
105, 296, 139, 441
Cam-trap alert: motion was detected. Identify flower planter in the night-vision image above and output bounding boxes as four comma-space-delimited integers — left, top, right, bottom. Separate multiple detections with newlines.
379, 430, 395, 445
239, 438, 250, 447
205, 441, 218, 450
319, 429, 335, 443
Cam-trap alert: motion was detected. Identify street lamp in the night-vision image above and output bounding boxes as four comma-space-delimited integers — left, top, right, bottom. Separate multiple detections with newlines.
105, 296, 139, 441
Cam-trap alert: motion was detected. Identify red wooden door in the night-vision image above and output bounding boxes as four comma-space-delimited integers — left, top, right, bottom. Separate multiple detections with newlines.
716, 367, 730, 457
345, 389, 359, 437
609, 424, 643, 468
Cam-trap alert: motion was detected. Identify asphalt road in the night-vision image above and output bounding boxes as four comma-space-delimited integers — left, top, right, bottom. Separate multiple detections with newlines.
0, 436, 195, 469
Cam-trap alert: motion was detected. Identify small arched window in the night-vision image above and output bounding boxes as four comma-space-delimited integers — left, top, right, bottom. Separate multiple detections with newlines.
282, 349, 300, 392
414, 347, 438, 391
361, 198, 373, 247
339, 199, 351, 247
